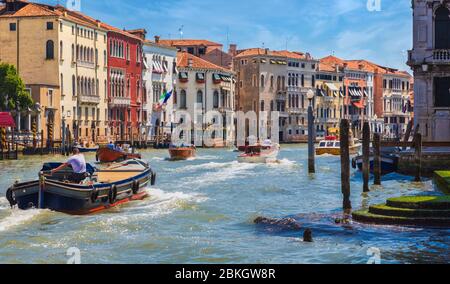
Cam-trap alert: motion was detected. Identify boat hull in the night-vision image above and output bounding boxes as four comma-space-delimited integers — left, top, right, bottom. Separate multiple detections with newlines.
169, 148, 196, 161
10, 168, 152, 215
316, 144, 361, 156
96, 147, 141, 163
77, 147, 98, 153
353, 155, 398, 175
238, 148, 279, 164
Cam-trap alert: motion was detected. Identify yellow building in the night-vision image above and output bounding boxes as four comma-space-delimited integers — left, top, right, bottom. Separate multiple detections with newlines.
0, 1, 109, 144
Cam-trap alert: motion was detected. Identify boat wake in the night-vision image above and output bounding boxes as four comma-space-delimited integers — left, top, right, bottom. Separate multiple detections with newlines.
0, 208, 45, 233
127, 188, 208, 218
180, 161, 258, 188
267, 159, 298, 168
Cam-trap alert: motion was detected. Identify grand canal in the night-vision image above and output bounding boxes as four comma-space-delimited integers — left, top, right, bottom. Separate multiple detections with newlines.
0, 145, 448, 264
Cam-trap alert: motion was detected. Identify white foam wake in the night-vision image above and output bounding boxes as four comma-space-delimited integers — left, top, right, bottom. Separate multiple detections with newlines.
126, 188, 208, 219
0, 209, 44, 232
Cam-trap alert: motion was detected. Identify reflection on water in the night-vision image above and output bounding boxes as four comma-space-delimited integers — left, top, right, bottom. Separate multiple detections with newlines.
0, 145, 448, 264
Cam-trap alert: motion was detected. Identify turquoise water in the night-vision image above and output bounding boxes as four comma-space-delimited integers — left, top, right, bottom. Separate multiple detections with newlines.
0, 145, 448, 264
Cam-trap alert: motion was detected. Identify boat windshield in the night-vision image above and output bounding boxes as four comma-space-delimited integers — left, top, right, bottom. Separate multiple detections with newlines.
245, 147, 261, 154
319, 142, 326, 147
326, 142, 335, 147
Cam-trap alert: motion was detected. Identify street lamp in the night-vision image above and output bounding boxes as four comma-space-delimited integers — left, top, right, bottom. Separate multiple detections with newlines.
307, 89, 315, 174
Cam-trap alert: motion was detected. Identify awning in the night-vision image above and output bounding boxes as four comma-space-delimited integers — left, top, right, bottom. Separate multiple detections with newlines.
213, 73, 221, 81
325, 83, 339, 91
339, 90, 344, 98
364, 90, 369, 97
270, 60, 277, 64
196, 72, 205, 80
179, 72, 188, 79
352, 101, 365, 109
0, 112, 15, 128
316, 88, 325, 97
143, 60, 149, 70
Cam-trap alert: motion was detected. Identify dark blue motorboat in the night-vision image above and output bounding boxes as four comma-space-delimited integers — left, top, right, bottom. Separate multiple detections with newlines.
5, 159, 156, 215
352, 148, 400, 175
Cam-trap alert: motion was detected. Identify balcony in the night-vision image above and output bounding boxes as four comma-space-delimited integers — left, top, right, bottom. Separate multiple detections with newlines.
77, 60, 96, 69
432, 49, 450, 63
80, 95, 101, 104
109, 97, 131, 107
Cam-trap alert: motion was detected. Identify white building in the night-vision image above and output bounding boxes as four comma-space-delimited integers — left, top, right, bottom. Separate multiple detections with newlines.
143, 37, 177, 140
175, 51, 235, 147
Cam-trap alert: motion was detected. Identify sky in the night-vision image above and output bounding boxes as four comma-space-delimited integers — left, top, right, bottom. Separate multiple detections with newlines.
37, 0, 413, 71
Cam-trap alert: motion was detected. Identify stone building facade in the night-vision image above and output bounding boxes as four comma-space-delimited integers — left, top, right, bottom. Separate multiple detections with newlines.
408, 0, 450, 141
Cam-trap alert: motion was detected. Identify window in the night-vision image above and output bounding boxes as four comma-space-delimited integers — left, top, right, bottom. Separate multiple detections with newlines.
60, 41, 63, 59
435, 6, 450, 49
180, 90, 187, 109
9, 23, 16, 31
48, 89, 54, 107
261, 100, 265, 111
46, 40, 54, 59
60, 74, 64, 95
197, 90, 203, 104
213, 91, 219, 108
187, 47, 194, 54
260, 74, 265, 88
434, 77, 450, 107
46, 22, 53, 30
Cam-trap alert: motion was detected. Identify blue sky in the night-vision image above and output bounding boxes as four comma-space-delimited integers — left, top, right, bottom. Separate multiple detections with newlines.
38, 0, 412, 71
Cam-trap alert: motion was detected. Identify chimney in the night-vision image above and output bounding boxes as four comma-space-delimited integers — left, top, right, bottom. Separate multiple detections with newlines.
154, 35, 160, 44
265, 48, 269, 55
126, 29, 147, 40
343, 62, 348, 69
188, 57, 193, 68
228, 44, 237, 56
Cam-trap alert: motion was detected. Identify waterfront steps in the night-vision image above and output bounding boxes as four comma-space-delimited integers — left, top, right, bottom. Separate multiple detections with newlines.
353, 196, 450, 227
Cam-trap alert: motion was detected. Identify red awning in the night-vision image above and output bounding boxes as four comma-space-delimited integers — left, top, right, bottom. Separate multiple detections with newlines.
352, 101, 365, 109
0, 112, 16, 128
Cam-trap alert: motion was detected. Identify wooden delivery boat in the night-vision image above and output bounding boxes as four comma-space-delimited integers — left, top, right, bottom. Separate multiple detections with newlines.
169, 144, 196, 161
5, 159, 156, 215
237, 140, 280, 164
96, 146, 141, 163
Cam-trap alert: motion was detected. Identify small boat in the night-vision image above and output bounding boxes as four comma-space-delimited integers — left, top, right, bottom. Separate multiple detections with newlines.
96, 146, 141, 163
352, 148, 400, 175
237, 140, 280, 163
168, 144, 196, 161
5, 159, 156, 215
316, 136, 361, 156
76, 146, 99, 153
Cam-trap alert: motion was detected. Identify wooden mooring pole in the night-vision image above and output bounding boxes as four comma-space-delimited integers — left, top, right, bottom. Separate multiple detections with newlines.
307, 104, 315, 174
373, 133, 382, 185
362, 122, 370, 192
414, 132, 422, 182
340, 119, 351, 210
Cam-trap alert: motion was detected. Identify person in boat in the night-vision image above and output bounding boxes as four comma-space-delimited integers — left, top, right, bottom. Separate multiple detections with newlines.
107, 141, 115, 150
50, 147, 87, 183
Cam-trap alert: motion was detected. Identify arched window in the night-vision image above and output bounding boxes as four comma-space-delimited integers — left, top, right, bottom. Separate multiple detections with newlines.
260, 75, 265, 88
46, 40, 54, 59
301, 74, 305, 87
270, 75, 274, 88
260, 100, 265, 111
72, 75, 76, 97
71, 44, 74, 62
197, 90, 203, 104
435, 6, 450, 49
213, 90, 219, 108
60, 73, 64, 95
180, 90, 187, 109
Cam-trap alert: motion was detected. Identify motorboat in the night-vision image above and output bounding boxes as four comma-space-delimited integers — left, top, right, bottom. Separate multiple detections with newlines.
237, 140, 280, 163
5, 159, 156, 215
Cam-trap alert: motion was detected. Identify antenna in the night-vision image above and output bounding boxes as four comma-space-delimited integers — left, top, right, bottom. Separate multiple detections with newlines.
178, 25, 184, 40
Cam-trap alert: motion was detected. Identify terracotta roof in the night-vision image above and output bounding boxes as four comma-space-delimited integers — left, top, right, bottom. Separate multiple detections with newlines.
144, 39, 178, 50
235, 48, 307, 60
159, 39, 222, 47
0, 1, 58, 17
177, 51, 231, 73
0, 1, 143, 41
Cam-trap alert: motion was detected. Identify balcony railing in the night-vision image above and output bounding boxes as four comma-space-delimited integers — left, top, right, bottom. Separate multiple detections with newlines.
433, 49, 450, 63
77, 60, 96, 69
109, 97, 131, 107
80, 95, 101, 104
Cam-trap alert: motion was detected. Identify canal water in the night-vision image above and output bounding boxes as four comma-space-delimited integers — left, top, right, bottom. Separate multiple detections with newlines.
0, 145, 448, 264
